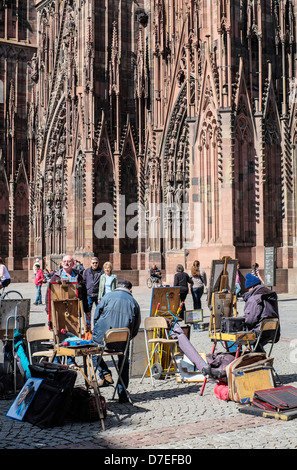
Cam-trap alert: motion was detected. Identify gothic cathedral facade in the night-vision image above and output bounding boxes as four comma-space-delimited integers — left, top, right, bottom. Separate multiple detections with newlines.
1, 0, 297, 290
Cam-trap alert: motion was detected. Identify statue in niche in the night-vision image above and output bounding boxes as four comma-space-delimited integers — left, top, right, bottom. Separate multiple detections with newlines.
45, 198, 53, 232
30, 53, 39, 83
167, 157, 174, 181
176, 158, 183, 181
54, 198, 62, 230
47, 171, 53, 193
175, 184, 183, 209
166, 182, 174, 206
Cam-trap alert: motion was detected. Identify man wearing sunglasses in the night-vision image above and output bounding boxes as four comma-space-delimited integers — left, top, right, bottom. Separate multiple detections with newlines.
83, 257, 104, 314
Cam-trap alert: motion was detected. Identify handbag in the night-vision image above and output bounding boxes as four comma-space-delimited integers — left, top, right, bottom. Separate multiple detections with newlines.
68, 386, 107, 422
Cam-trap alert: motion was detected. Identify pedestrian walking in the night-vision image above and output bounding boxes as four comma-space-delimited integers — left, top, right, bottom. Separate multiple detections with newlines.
0, 258, 11, 289
189, 260, 207, 310
173, 264, 193, 319
33, 264, 44, 305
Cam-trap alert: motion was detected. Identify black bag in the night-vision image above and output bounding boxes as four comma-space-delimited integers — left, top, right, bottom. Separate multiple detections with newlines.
24, 362, 77, 428
205, 352, 236, 381
68, 386, 106, 422
221, 317, 246, 333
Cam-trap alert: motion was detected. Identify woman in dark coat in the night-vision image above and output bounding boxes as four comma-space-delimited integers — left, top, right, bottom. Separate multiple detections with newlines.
173, 264, 193, 319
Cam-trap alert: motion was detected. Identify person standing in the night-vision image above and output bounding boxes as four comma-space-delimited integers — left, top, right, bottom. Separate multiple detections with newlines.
98, 262, 118, 301
33, 264, 44, 305
92, 280, 141, 403
173, 264, 193, 319
0, 258, 11, 289
251, 263, 264, 283
235, 262, 241, 298
83, 257, 103, 312
189, 260, 207, 310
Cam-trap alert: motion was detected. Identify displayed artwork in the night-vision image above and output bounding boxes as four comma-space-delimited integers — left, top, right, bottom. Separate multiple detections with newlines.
185, 309, 203, 324
207, 258, 238, 306
6, 378, 43, 421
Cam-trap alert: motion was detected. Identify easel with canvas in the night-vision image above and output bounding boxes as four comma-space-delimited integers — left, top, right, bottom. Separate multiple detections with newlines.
49, 281, 106, 429
148, 287, 183, 378
207, 256, 255, 347
200, 256, 256, 396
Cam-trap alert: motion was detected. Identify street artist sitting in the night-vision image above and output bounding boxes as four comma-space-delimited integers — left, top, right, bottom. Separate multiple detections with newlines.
242, 273, 280, 352
92, 280, 141, 403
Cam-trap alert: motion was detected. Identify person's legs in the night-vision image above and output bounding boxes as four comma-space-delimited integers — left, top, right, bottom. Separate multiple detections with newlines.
92, 355, 114, 386
196, 286, 204, 310
37, 285, 42, 304
179, 293, 187, 319
34, 285, 41, 304
191, 288, 199, 309
87, 295, 97, 312
117, 354, 129, 402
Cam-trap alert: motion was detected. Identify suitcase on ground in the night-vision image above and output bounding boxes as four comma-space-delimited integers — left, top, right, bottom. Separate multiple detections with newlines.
252, 386, 297, 411
226, 352, 275, 403
24, 362, 77, 428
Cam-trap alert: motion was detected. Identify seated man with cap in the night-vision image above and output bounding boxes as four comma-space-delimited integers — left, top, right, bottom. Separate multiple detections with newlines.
92, 280, 141, 403
242, 273, 280, 352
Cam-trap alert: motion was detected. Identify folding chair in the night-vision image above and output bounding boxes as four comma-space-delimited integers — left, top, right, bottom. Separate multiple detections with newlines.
252, 318, 280, 357
26, 325, 56, 364
140, 316, 179, 387
95, 328, 133, 404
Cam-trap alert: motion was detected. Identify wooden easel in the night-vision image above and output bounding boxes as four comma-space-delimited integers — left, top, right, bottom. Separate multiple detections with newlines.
200, 256, 255, 396
49, 281, 106, 430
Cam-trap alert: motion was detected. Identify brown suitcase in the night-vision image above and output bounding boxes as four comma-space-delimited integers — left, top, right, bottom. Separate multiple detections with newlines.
226, 352, 275, 403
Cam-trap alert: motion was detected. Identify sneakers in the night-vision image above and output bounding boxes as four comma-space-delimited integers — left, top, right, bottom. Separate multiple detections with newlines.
98, 373, 114, 387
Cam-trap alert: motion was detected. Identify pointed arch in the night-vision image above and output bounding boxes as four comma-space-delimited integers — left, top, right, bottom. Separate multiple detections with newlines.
93, 118, 115, 256
120, 130, 139, 263
233, 96, 257, 245
0, 158, 9, 257
263, 96, 283, 246
14, 160, 29, 263
195, 69, 220, 244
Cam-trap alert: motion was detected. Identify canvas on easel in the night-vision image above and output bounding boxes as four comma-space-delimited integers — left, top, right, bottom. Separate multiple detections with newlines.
207, 257, 238, 306
150, 286, 181, 318
49, 281, 86, 343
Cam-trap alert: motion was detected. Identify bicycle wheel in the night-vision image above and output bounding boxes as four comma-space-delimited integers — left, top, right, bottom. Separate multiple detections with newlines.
147, 278, 152, 288
2, 290, 23, 300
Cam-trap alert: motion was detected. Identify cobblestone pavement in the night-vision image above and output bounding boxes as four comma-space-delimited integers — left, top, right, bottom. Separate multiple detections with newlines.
1, 283, 297, 452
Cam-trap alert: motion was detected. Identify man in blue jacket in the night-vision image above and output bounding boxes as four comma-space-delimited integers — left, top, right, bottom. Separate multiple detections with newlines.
92, 280, 141, 403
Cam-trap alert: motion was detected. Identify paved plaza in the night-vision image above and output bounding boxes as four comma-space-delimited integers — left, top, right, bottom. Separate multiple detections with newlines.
1, 281, 297, 452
